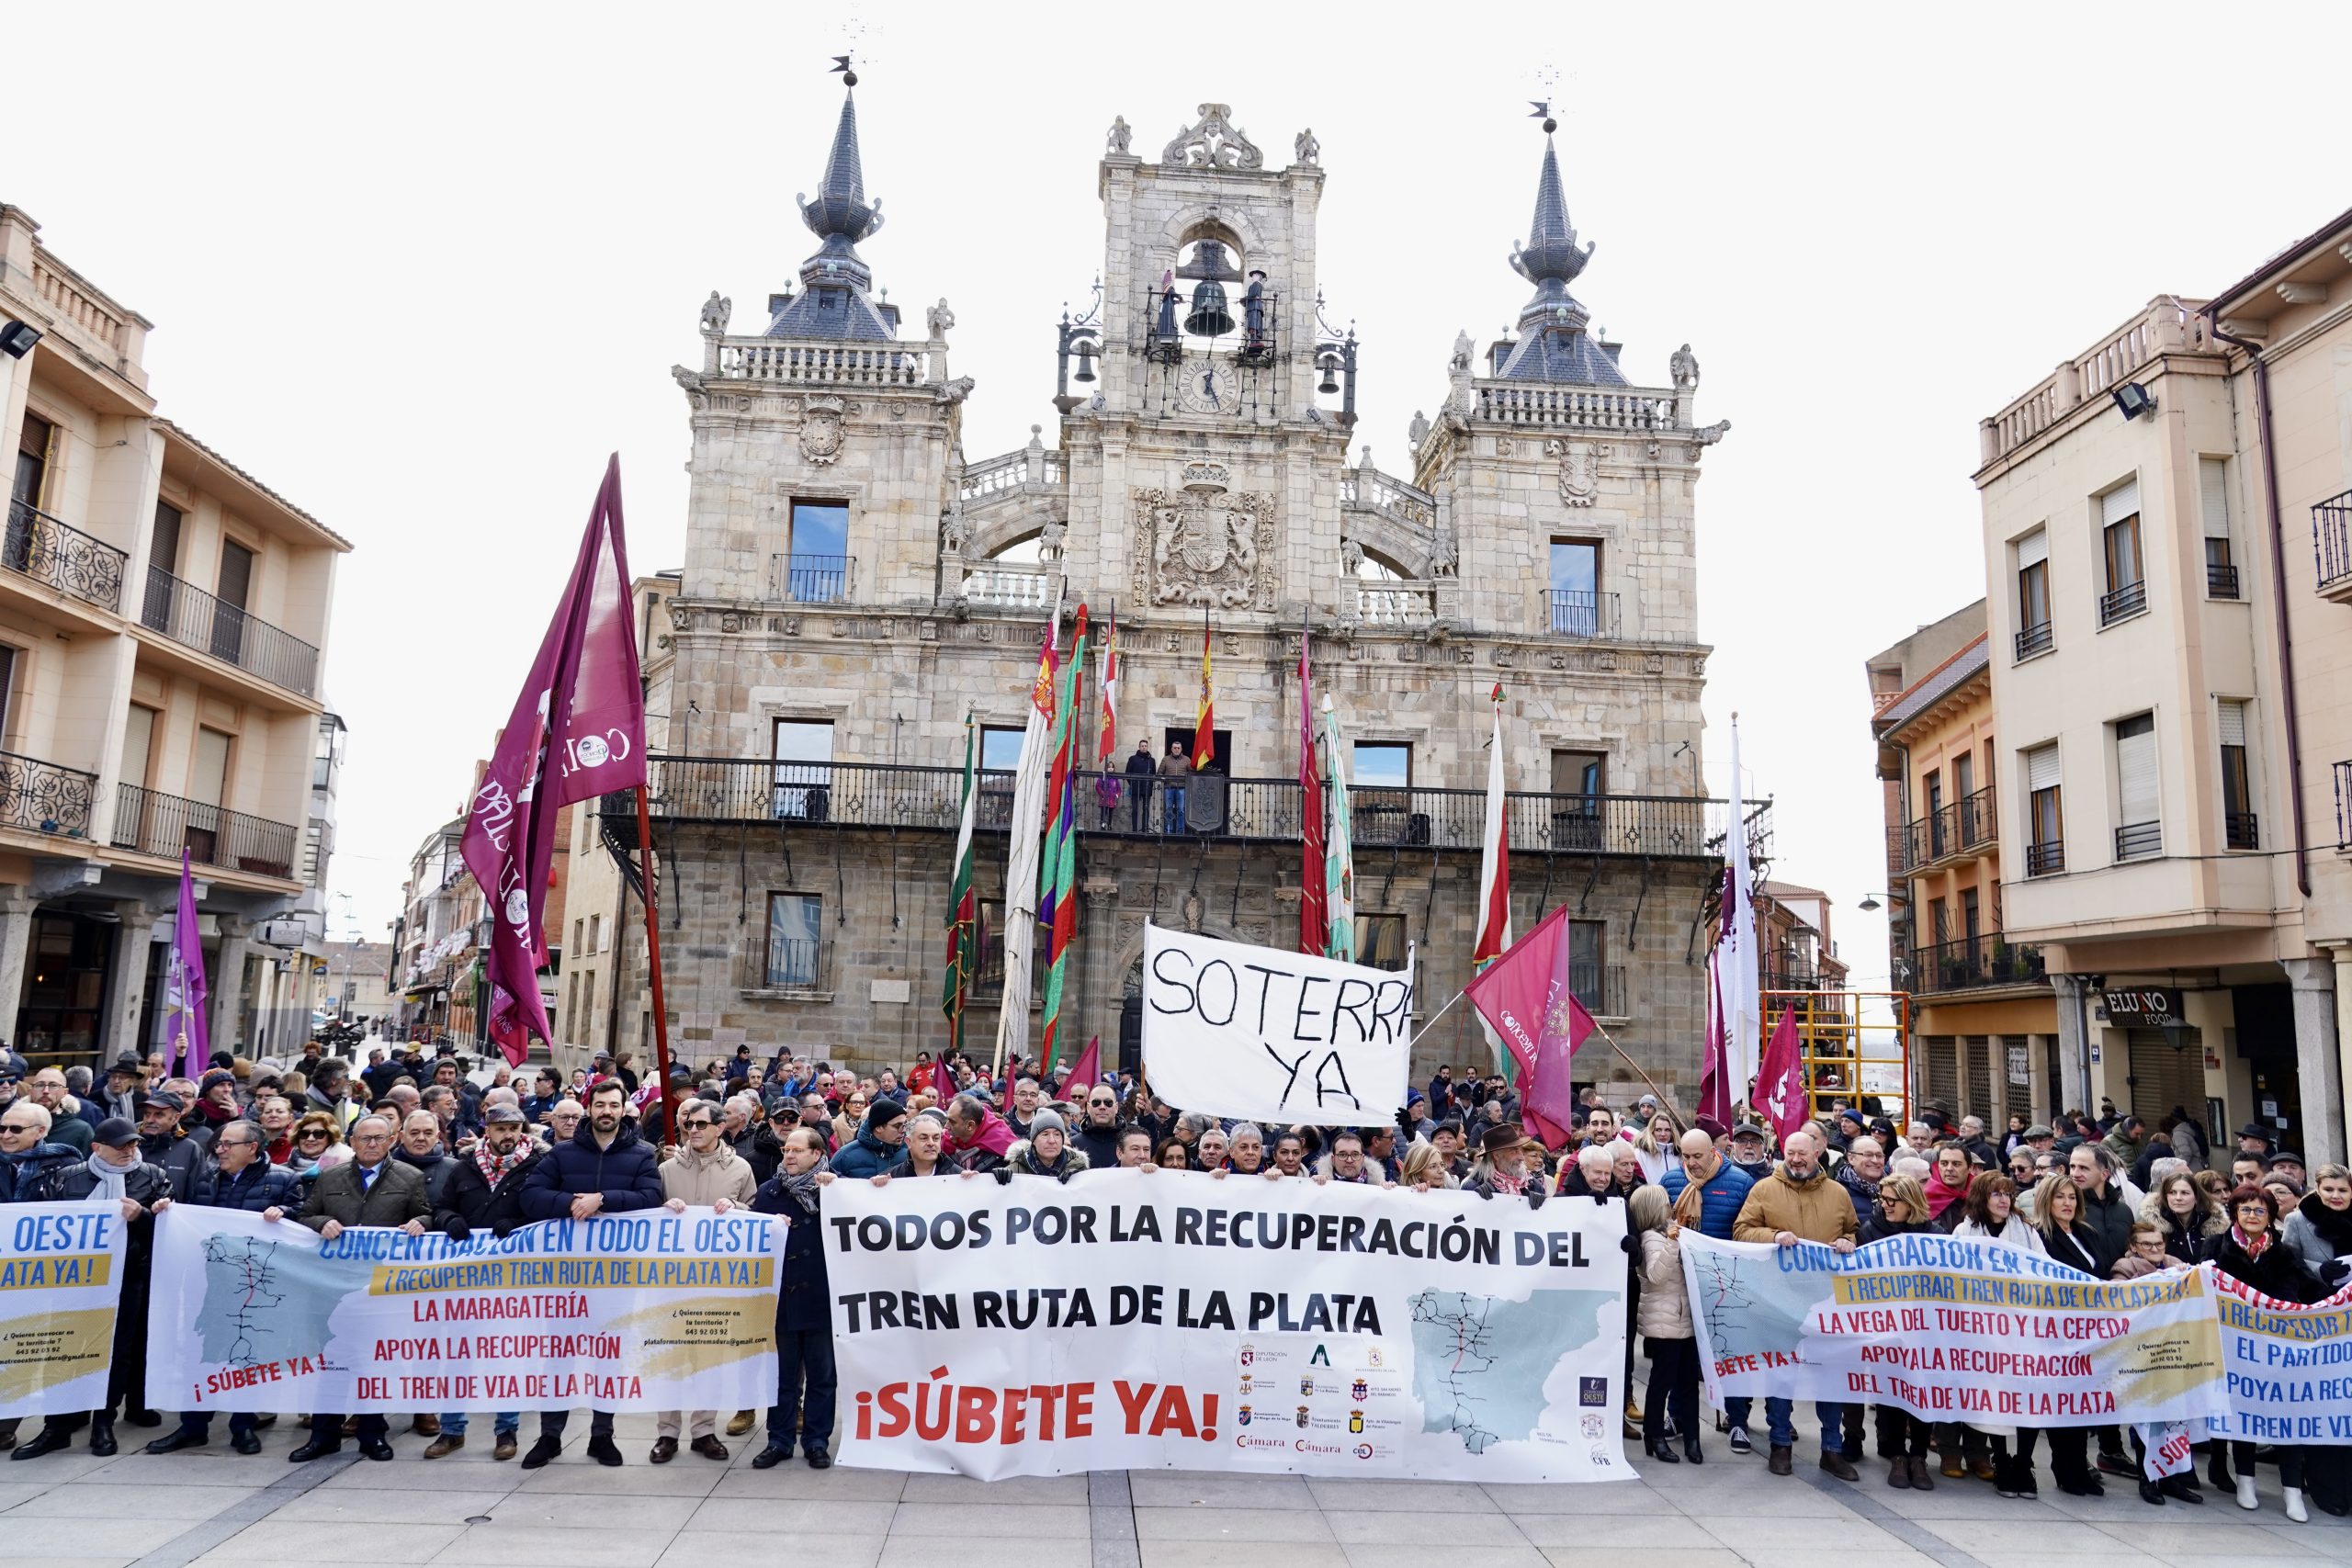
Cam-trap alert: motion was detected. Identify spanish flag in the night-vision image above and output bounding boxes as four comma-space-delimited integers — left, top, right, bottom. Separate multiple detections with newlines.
1193, 608, 1216, 770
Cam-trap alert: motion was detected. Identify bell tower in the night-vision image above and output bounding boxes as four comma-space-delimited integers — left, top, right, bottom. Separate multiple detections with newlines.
1057, 105, 1354, 626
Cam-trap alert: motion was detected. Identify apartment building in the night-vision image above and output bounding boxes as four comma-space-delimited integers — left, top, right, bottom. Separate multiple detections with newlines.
1974, 227, 2352, 1160
0, 205, 348, 1066
390, 800, 571, 1053
1868, 601, 2059, 1128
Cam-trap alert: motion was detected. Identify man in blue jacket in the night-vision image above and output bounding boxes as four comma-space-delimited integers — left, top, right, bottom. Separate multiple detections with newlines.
145, 1120, 300, 1456
829, 1097, 908, 1179
1661, 1125, 1758, 1450
515, 1079, 662, 1469
750, 1126, 836, 1470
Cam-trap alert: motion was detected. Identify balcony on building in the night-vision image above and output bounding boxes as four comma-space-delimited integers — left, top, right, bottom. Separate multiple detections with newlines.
139, 565, 321, 697
613, 754, 1768, 864
2317, 489, 2352, 604
108, 783, 299, 883
2, 499, 129, 616
767, 552, 854, 604
0, 749, 97, 843
1909, 932, 2047, 996
1894, 784, 1997, 874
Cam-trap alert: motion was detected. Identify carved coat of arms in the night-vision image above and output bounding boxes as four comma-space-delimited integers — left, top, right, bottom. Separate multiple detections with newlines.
1133, 462, 1276, 609
1546, 438, 1600, 506
799, 396, 844, 467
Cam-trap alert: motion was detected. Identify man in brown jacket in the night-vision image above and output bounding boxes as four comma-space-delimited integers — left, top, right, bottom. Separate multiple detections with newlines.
650, 1099, 759, 1463
1731, 1124, 1859, 1482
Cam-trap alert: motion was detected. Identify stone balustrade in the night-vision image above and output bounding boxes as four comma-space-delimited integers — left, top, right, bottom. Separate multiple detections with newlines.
1981, 299, 2212, 465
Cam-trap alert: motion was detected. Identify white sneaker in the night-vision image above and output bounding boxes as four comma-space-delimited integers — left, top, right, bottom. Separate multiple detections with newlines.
1728, 1425, 1753, 1455
2286, 1486, 2310, 1523
2237, 1475, 2259, 1511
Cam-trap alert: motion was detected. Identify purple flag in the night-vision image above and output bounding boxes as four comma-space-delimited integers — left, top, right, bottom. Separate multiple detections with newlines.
459, 457, 646, 1065
165, 849, 209, 1076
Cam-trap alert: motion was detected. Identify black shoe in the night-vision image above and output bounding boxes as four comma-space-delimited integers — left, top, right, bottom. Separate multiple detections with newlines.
2139, 1480, 2168, 1506
232, 1431, 263, 1455
1683, 1437, 1704, 1464
520, 1435, 562, 1470
10, 1426, 72, 1461
2097, 1450, 2135, 1478
2208, 1451, 2234, 1491
288, 1438, 342, 1462
1646, 1438, 1680, 1464
121, 1407, 163, 1428
2055, 1473, 2104, 1497
87, 1417, 116, 1457
585, 1435, 623, 1468
254, 1414, 278, 1429
359, 1438, 395, 1461
805, 1447, 831, 1469
2161, 1474, 2205, 1506
144, 1428, 209, 1455
751, 1442, 793, 1470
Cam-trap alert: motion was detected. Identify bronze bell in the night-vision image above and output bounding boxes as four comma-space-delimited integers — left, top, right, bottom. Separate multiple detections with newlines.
1317, 352, 1341, 394
1183, 279, 1233, 338
1072, 339, 1097, 382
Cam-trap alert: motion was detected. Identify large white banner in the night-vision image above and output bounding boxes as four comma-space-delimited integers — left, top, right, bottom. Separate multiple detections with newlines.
2208, 1272, 2352, 1445
0, 1202, 130, 1418
146, 1205, 781, 1414
1680, 1232, 2227, 1426
1141, 922, 1413, 1126
827, 1168, 1630, 1482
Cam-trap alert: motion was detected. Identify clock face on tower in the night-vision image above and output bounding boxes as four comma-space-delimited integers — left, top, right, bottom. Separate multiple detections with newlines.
1176, 356, 1234, 416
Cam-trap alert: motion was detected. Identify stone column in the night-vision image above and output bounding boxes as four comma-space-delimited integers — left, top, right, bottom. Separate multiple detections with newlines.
0, 888, 37, 1042
2050, 974, 2091, 1117
211, 916, 253, 1059
104, 899, 161, 1060
2284, 956, 2345, 1166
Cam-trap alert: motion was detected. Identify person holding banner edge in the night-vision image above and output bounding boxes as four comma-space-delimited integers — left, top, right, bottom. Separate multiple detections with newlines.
1731, 1125, 1858, 1480
751, 1126, 838, 1470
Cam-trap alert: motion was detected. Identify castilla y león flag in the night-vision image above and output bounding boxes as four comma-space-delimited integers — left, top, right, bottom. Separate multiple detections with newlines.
460, 456, 646, 1065
1464, 901, 1591, 1150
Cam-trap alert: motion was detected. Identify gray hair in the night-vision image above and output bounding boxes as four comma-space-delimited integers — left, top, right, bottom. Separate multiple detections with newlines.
2075, 1144, 2119, 1176
948, 1092, 992, 1125
1229, 1122, 1264, 1144
1177, 1111, 1218, 1140
1848, 1135, 1883, 1158
348, 1113, 394, 1139
8, 1103, 51, 1133
2148, 1156, 2188, 1189
1576, 1144, 1615, 1176
1892, 1155, 1931, 1181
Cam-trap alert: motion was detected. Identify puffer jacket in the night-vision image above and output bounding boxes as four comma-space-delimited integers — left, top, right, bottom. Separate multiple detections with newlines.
187, 1156, 304, 1212
829, 1111, 905, 1180
2075, 1180, 2136, 1274
1636, 1228, 1692, 1339
1732, 1162, 1860, 1246
1662, 1160, 1754, 1240
517, 1118, 664, 1219
660, 1141, 758, 1207
995, 1139, 1087, 1183
0, 1141, 84, 1202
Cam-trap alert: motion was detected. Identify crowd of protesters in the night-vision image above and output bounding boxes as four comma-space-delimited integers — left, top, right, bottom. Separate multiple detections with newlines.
0, 1035, 2346, 1519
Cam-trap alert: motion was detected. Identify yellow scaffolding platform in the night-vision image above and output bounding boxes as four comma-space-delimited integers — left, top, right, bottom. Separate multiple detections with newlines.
1761, 990, 1914, 1125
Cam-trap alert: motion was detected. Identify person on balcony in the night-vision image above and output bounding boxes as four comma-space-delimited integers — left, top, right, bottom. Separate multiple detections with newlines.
1156, 740, 1191, 832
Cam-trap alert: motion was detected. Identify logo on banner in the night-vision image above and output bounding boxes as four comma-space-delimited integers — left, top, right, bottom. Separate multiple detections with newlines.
1578, 1377, 1608, 1407
1299, 1376, 1315, 1396
1238, 1404, 1252, 1426
1295, 1405, 1310, 1428
1351, 1378, 1368, 1401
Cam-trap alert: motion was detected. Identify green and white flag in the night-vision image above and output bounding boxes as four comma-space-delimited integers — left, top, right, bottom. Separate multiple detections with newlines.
1323, 694, 1355, 962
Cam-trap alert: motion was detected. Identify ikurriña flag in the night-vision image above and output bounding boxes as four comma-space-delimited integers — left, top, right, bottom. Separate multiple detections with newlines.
459, 456, 646, 1066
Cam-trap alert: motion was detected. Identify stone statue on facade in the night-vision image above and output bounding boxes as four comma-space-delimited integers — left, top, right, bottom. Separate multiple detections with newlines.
1445, 330, 1476, 415
1295, 128, 1319, 164
1107, 116, 1132, 154
1340, 536, 1363, 576
1408, 409, 1430, 447
935, 376, 976, 405
1039, 518, 1068, 561
941, 504, 968, 557
1428, 531, 1459, 579
1670, 342, 1700, 389
926, 298, 956, 341
699, 290, 731, 335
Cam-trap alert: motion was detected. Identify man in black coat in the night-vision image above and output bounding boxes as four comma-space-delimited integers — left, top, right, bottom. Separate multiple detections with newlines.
145, 1120, 301, 1456
280, 1113, 429, 1461
10, 1119, 173, 1461
514, 1079, 662, 1469
423, 1104, 545, 1460
750, 1126, 837, 1470
1071, 1083, 1122, 1169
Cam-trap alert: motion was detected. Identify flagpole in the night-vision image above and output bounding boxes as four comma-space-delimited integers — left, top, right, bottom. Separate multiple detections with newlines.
1584, 1020, 1685, 1134
633, 782, 679, 1145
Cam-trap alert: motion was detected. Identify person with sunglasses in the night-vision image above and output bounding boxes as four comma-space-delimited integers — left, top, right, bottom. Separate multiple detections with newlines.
283, 1112, 343, 1181
647, 1098, 757, 1465
1071, 1085, 1123, 1168
0, 1100, 80, 1202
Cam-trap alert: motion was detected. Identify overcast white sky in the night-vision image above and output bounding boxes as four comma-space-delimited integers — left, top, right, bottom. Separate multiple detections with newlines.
11, 2, 2347, 977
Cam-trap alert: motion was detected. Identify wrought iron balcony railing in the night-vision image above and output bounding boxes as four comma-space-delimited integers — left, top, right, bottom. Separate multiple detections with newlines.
2098, 580, 2148, 626
2225, 811, 2258, 852
141, 566, 320, 697
1910, 933, 2047, 995
4, 499, 127, 613
1544, 589, 1621, 638
108, 782, 298, 879
766, 553, 853, 604
0, 749, 96, 838
2207, 562, 2240, 599
2015, 620, 2053, 660
2114, 819, 2162, 862
609, 755, 1768, 863
2317, 489, 2352, 596
1897, 784, 1997, 872
2026, 838, 2065, 876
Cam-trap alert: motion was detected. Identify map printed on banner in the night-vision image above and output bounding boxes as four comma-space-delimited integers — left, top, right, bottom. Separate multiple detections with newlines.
1140, 923, 1414, 1128
825, 1168, 1629, 1481
0, 1202, 130, 1419
1680, 1232, 2227, 1427
146, 1205, 783, 1415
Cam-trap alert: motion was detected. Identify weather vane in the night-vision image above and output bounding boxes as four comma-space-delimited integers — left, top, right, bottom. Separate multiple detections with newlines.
1531, 65, 1561, 133
831, 53, 858, 88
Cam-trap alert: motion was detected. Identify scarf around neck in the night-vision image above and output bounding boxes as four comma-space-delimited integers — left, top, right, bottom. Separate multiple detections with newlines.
2233, 1224, 2273, 1259
85, 1153, 129, 1201
473, 1139, 531, 1189
775, 1153, 830, 1214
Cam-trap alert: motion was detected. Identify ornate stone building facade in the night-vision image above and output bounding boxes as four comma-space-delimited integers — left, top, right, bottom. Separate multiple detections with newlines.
578, 86, 1762, 1094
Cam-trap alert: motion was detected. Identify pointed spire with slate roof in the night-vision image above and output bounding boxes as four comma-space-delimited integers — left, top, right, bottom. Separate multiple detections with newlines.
772, 61, 899, 343
1494, 107, 1623, 387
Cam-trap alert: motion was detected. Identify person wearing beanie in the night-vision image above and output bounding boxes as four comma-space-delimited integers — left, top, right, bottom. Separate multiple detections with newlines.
999, 1108, 1086, 1183
830, 1096, 910, 1179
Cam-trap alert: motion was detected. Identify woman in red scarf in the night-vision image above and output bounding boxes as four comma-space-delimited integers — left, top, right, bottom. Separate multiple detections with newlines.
2207, 1185, 2321, 1519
